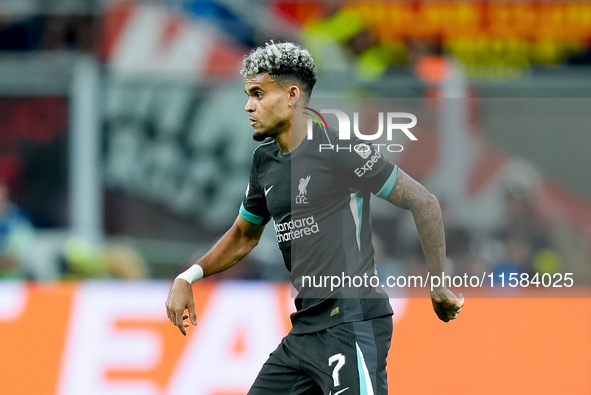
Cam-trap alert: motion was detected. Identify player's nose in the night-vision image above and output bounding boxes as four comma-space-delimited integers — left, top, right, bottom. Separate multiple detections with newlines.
245, 97, 255, 112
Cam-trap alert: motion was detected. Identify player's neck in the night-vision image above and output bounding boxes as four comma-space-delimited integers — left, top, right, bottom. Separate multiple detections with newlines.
278, 110, 308, 152
274, 100, 308, 152
275, 128, 306, 153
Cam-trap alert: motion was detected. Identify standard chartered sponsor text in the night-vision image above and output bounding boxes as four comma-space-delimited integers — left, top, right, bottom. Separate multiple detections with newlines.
275, 214, 319, 243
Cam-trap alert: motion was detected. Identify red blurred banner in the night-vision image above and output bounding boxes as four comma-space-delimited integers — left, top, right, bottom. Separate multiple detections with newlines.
0, 281, 589, 395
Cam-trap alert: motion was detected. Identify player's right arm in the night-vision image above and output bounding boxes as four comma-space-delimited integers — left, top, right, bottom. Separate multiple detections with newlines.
165, 215, 265, 335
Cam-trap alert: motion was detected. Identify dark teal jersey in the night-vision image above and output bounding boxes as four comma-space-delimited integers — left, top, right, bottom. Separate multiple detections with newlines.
240, 125, 397, 334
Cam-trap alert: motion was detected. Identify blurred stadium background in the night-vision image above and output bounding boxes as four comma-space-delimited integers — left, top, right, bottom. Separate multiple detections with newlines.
0, 0, 590, 394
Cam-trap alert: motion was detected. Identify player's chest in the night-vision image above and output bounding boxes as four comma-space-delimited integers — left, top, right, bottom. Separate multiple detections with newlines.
258, 157, 343, 217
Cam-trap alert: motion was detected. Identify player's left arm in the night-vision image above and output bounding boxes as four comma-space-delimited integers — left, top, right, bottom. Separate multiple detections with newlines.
384, 167, 464, 322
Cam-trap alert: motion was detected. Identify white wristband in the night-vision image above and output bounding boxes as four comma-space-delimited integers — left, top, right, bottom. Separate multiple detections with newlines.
176, 264, 204, 284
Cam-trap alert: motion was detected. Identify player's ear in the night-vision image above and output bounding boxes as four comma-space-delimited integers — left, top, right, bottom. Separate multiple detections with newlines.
288, 85, 301, 107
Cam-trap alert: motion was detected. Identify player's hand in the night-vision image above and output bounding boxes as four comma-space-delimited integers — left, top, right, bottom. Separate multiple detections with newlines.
430, 287, 464, 322
165, 278, 198, 336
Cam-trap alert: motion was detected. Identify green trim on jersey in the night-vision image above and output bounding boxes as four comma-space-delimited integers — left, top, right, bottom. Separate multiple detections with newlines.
375, 165, 398, 199
356, 343, 375, 395
253, 139, 276, 154
349, 192, 364, 249
239, 203, 267, 225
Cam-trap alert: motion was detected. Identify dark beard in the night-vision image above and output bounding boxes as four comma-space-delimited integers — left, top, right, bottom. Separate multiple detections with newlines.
252, 132, 267, 142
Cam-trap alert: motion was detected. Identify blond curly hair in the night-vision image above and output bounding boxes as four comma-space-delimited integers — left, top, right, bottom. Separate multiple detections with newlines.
240, 42, 317, 97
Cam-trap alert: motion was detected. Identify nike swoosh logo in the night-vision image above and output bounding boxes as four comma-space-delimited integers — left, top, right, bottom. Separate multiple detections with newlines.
264, 185, 273, 196
329, 387, 349, 395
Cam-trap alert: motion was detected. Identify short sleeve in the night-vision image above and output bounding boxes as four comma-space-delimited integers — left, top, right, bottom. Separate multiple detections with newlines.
240, 155, 272, 225
331, 136, 398, 198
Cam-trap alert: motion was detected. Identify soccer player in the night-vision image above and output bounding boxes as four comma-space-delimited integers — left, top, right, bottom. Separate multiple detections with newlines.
166, 42, 464, 395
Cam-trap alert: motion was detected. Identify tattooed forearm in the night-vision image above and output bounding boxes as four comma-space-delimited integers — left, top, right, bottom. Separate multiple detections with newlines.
386, 168, 446, 279
391, 172, 422, 209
